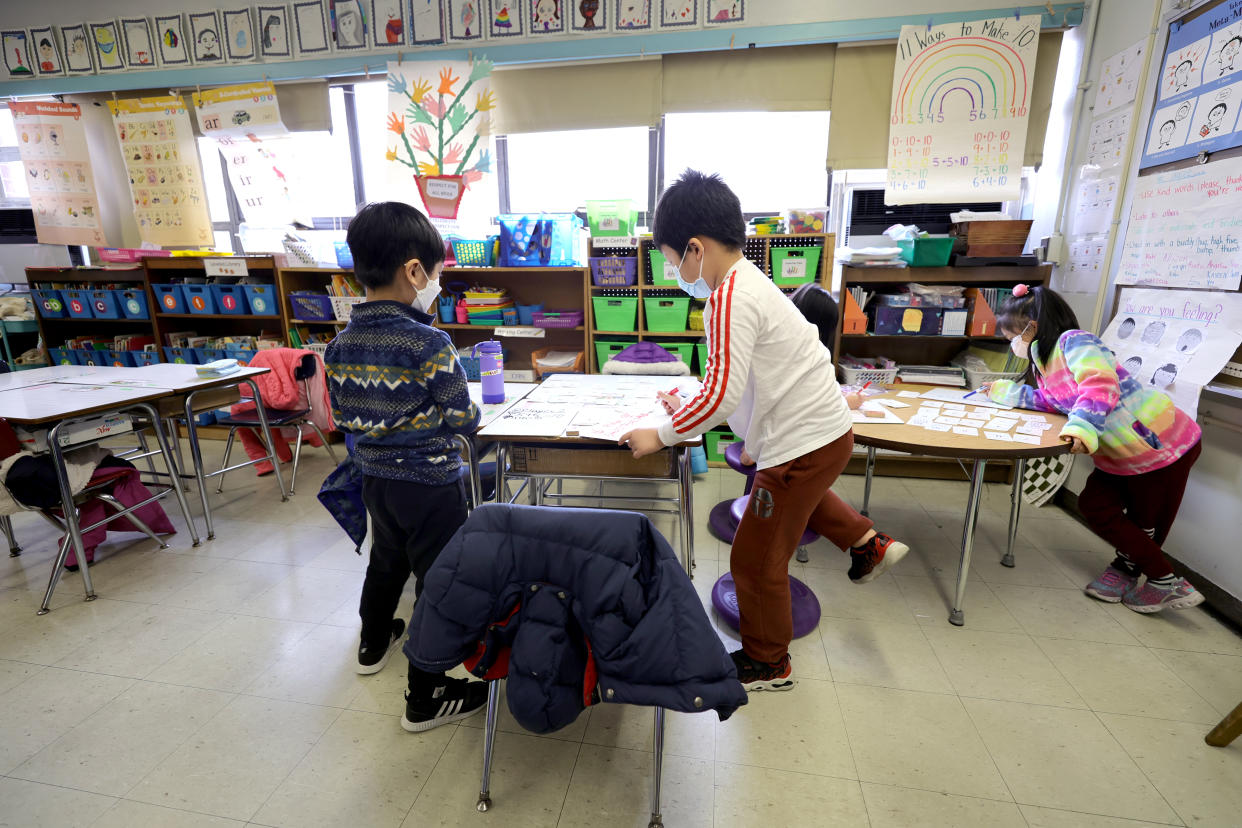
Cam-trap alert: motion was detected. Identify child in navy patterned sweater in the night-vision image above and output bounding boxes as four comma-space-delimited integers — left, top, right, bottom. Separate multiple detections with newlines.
325, 202, 488, 732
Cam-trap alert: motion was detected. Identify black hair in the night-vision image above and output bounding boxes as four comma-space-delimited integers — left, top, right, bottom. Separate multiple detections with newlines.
651, 169, 746, 253
1224, 36, 1241, 50
995, 285, 1081, 371
347, 201, 445, 289
1210, 102, 1228, 116
39, 38, 52, 49
198, 28, 217, 42
1156, 362, 1177, 374
1177, 59, 1193, 71
262, 15, 281, 48
1160, 119, 1176, 131
789, 283, 838, 349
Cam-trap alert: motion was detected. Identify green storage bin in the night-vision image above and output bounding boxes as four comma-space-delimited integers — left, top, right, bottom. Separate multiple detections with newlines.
695, 342, 709, 374
897, 237, 954, 267
586, 199, 637, 237
704, 429, 740, 463
656, 341, 695, 370
592, 296, 639, 331
647, 248, 679, 286
770, 246, 823, 286
643, 296, 690, 331
594, 337, 638, 370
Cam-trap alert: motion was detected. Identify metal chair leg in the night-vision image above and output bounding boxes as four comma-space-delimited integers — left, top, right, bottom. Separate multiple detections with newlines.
796, 546, 809, 563
94, 494, 169, 549
289, 427, 305, 494
307, 422, 339, 464
216, 427, 237, 494
1, 514, 20, 556
649, 707, 665, 828
477, 680, 502, 812
135, 427, 158, 478
1206, 700, 1242, 747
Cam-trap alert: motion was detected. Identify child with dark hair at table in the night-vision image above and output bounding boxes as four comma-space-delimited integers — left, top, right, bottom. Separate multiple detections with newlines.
984, 283, 1205, 613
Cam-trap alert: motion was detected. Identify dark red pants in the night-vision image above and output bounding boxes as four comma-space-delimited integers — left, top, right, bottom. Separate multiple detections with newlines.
732, 432, 873, 663
1077, 441, 1201, 579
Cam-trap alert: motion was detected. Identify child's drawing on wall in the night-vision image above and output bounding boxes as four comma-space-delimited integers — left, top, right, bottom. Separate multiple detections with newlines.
533, 0, 560, 31
1, 31, 32, 77
616, 0, 650, 29
62, 26, 93, 72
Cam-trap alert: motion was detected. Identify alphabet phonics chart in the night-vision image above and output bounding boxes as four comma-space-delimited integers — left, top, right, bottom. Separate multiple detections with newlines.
11, 101, 107, 246
886, 14, 1041, 204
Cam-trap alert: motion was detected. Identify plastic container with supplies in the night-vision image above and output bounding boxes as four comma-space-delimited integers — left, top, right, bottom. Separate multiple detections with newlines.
838, 364, 899, 385
531, 348, 585, 379
289, 292, 334, 321
450, 238, 493, 267
333, 241, 354, 268
153, 284, 187, 314
473, 340, 505, 403
594, 337, 638, 370
658, 341, 694, 370
77, 348, 107, 366
211, 284, 249, 314
532, 310, 583, 329
85, 290, 121, 319
119, 289, 150, 320
516, 303, 544, 325
163, 346, 197, 364
63, 289, 94, 319
225, 348, 258, 367
438, 295, 457, 323
647, 248, 680, 286
592, 296, 638, 331
897, 237, 954, 267
704, 429, 741, 464
785, 208, 827, 234
643, 296, 690, 331
48, 347, 75, 365
590, 256, 638, 287
195, 348, 227, 363
695, 342, 709, 374
33, 289, 67, 319
770, 246, 822, 286
132, 350, 161, 366
497, 214, 584, 267
242, 284, 278, 316
183, 285, 219, 314
586, 199, 637, 237
102, 349, 133, 367
688, 304, 705, 331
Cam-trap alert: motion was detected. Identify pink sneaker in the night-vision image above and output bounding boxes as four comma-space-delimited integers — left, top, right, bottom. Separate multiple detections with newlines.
1084, 566, 1138, 603
1122, 578, 1206, 614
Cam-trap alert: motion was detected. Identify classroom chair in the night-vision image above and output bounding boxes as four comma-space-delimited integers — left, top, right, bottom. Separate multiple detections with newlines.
214, 353, 337, 494
1206, 700, 1242, 748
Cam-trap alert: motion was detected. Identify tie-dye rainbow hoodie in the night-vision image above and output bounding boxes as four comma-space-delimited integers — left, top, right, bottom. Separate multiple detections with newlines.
987, 329, 1200, 476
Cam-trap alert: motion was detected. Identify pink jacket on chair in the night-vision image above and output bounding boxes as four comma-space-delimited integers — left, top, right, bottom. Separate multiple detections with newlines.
230, 347, 336, 435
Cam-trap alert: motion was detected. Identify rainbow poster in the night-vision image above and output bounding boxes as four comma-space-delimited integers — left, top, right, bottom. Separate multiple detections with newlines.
886, 15, 1041, 205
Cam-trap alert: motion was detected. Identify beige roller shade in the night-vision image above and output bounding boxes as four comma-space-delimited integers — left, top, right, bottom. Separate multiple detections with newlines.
661, 44, 835, 112
827, 32, 1064, 170
491, 58, 662, 134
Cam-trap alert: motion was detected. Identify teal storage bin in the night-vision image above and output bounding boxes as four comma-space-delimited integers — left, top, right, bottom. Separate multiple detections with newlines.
897, 237, 954, 267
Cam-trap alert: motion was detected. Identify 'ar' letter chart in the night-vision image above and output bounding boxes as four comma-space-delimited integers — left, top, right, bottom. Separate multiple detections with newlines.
886, 15, 1041, 205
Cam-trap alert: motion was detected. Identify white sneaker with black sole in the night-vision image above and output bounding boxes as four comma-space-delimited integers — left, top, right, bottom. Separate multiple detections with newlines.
356, 618, 406, 675
402, 676, 490, 732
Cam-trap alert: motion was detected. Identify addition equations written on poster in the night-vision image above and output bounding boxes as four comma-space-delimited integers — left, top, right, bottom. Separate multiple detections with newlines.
11, 101, 107, 246
1118, 153, 1242, 290
108, 95, 213, 247
1101, 287, 1242, 417
886, 14, 1042, 205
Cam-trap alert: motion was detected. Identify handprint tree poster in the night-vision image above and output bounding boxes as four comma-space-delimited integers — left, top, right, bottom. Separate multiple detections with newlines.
385, 58, 495, 220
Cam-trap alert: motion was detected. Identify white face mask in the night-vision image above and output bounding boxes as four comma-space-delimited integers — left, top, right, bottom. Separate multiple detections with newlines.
1009, 322, 1033, 359
411, 264, 441, 314
676, 244, 712, 300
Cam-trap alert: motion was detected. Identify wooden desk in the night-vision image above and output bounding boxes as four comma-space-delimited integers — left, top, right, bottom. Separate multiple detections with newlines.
0, 381, 200, 614
851, 384, 1071, 627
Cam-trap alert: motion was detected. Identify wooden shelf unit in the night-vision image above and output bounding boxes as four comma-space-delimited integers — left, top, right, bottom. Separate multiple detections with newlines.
143, 256, 288, 349
586, 233, 835, 372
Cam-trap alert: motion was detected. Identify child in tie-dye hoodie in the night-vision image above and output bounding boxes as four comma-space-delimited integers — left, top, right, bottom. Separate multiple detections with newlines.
985, 284, 1204, 614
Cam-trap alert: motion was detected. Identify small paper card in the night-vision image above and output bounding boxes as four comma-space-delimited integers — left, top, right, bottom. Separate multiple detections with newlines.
985, 419, 1016, 431
953, 426, 980, 436
943, 403, 965, 411
964, 411, 990, 420
985, 431, 1013, 441
925, 423, 952, 432
992, 411, 1021, 420
897, 390, 922, 398
1012, 434, 1041, 445
935, 416, 962, 425
873, 399, 910, 409
1016, 425, 1045, 436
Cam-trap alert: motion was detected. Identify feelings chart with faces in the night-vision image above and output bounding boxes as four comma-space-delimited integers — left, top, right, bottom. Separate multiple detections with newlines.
10, 101, 106, 246
108, 96, 213, 247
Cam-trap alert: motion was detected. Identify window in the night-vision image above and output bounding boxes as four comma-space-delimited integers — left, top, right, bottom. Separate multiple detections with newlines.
0, 107, 29, 207
505, 126, 649, 214
663, 111, 830, 211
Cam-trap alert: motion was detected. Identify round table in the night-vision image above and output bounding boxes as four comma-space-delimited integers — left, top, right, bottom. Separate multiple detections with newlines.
850, 384, 1071, 626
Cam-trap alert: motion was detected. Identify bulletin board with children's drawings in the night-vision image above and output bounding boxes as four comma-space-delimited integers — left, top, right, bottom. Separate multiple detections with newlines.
10, 101, 107, 246
108, 95, 213, 247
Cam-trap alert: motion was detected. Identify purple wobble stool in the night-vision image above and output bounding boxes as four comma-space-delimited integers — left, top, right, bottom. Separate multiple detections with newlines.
709, 442, 822, 639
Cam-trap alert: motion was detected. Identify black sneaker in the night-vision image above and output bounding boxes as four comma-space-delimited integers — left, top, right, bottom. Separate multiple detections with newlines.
848, 532, 909, 584
402, 676, 490, 732
729, 649, 796, 692
356, 618, 406, 675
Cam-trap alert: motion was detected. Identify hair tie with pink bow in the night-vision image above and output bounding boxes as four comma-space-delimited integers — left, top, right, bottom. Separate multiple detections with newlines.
1012, 284, 1030, 297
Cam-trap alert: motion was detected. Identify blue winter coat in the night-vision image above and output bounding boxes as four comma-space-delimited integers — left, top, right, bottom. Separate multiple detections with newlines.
404, 503, 747, 734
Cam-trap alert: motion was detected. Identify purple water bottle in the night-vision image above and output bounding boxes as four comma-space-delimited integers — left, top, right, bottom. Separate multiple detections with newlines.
474, 340, 505, 404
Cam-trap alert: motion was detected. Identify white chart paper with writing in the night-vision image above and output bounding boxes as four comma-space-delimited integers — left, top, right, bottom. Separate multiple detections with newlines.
1101, 287, 1242, 417
886, 15, 1041, 205
1118, 154, 1242, 290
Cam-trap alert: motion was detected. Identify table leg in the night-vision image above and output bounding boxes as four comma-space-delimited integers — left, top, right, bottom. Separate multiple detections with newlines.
183, 391, 215, 540
455, 435, 480, 510
244, 378, 288, 502
496, 443, 508, 505
950, 459, 987, 627
139, 403, 201, 550
1002, 458, 1025, 568
678, 447, 695, 575
861, 445, 876, 517
40, 421, 94, 614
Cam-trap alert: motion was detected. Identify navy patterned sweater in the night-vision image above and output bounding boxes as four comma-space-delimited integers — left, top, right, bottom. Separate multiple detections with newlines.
325, 300, 480, 485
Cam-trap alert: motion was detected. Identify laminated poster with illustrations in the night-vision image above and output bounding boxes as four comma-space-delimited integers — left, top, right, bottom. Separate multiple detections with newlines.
886, 14, 1041, 205
1101, 287, 1242, 417
108, 96, 214, 247
11, 101, 107, 246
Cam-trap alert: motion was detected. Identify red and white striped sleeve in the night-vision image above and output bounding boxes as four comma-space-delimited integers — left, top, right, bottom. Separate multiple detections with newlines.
657, 272, 756, 445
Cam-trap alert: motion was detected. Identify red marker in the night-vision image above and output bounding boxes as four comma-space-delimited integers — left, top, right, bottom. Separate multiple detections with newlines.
861, 381, 873, 391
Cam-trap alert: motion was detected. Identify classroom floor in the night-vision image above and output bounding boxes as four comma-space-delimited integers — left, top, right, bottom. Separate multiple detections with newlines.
0, 442, 1240, 828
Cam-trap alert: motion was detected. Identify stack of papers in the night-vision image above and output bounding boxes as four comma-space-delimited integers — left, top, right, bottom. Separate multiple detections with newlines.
838, 246, 906, 267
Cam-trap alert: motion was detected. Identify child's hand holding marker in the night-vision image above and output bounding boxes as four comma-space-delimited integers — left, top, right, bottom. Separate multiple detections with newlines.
657, 388, 681, 415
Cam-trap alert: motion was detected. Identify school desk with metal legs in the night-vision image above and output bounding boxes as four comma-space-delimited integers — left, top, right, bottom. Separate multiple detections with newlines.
851, 384, 1071, 627
0, 382, 201, 613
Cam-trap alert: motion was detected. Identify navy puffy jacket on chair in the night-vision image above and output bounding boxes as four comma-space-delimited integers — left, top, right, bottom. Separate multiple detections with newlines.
404, 503, 747, 734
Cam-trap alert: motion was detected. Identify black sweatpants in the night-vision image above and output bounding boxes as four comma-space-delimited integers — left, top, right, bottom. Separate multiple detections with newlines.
359, 474, 468, 651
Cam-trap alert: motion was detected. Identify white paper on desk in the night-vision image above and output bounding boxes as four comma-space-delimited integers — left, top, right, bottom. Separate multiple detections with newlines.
942, 403, 965, 411
872, 399, 910, 409
992, 411, 1020, 420
964, 411, 990, 421
985, 419, 1015, 431
570, 403, 666, 442
906, 415, 934, 427
985, 431, 1013, 441
935, 416, 962, 425
851, 403, 904, 424
1012, 434, 1041, 445
897, 391, 921, 398
921, 387, 1013, 409
952, 426, 980, 436
479, 399, 578, 438
922, 401, 943, 408
925, 422, 952, 432
1016, 424, 1046, 436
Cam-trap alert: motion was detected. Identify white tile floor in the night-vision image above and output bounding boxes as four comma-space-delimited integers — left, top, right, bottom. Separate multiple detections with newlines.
1, 443, 1240, 827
